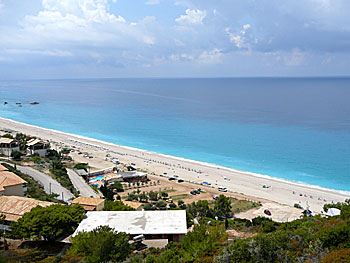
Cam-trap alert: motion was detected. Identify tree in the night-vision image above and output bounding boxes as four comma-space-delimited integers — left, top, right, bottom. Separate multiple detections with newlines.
148, 191, 159, 201
169, 203, 177, 209
110, 181, 124, 192
178, 200, 186, 209
50, 159, 65, 170
187, 200, 213, 218
2, 134, 13, 139
138, 192, 149, 203
12, 204, 84, 242
103, 201, 135, 211
161, 192, 169, 199
127, 166, 136, 171
47, 149, 60, 160
69, 225, 131, 263
144, 203, 156, 210
126, 193, 138, 201
11, 151, 21, 161
156, 200, 167, 209
214, 195, 232, 217
100, 182, 114, 201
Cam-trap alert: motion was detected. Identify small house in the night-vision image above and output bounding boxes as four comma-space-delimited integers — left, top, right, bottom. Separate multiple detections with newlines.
0, 167, 27, 197
0, 137, 20, 156
26, 138, 50, 157
71, 196, 105, 211
0, 196, 53, 231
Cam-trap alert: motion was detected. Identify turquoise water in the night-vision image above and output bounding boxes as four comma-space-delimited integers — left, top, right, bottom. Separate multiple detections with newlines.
0, 78, 349, 192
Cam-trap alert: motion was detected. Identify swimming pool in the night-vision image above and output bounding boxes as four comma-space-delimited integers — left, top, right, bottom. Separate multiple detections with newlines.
89, 175, 104, 182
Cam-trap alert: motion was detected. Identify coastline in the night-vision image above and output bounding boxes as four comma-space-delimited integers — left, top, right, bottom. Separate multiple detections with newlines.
0, 116, 348, 213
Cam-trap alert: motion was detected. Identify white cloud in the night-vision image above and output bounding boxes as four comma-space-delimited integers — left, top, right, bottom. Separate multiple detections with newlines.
6, 48, 72, 57
143, 35, 155, 45
198, 48, 223, 64
39, 0, 125, 24
169, 53, 194, 62
283, 48, 306, 66
21, 0, 157, 47
175, 9, 206, 25
241, 24, 251, 34
145, 0, 160, 5
226, 24, 251, 49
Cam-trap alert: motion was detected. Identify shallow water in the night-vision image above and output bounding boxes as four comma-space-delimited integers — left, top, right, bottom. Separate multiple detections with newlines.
0, 77, 349, 191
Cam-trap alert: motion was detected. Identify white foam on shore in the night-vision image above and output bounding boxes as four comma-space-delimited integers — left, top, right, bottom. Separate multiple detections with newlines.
0, 116, 349, 197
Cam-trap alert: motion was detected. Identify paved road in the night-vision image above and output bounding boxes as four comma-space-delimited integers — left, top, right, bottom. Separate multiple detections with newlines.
67, 169, 99, 198
14, 164, 74, 202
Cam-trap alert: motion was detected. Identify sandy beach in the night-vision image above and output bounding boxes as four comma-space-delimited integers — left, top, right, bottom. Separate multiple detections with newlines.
0, 116, 348, 214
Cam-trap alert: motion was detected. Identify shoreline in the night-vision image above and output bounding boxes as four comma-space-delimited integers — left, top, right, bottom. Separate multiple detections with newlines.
0, 116, 348, 213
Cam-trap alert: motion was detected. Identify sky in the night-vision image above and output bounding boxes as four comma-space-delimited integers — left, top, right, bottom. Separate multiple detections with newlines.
1, 0, 350, 79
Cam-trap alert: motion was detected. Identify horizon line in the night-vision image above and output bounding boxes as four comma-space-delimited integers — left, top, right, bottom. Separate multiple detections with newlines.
2, 75, 350, 81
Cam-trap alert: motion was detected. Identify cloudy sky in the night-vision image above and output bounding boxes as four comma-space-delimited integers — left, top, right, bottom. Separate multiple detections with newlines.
0, 0, 350, 79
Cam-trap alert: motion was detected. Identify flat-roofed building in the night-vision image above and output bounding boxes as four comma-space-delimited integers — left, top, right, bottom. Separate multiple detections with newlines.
71, 196, 105, 211
73, 210, 187, 242
0, 137, 20, 156
0, 170, 27, 197
0, 196, 54, 230
26, 138, 50, 157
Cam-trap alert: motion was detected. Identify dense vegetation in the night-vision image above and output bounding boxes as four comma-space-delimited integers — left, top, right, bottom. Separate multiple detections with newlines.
68, 226, 131, 263
50, 160, 78, 196
1, 163, 63, 203
11, 204, 85, 242
103, 200, 135, 211
73, 163, 89, 171
1, 200, 350, 262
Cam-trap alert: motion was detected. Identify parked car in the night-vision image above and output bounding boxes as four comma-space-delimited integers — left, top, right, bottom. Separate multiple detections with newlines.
264, 209, 272, 216
218, 186, 227, 192
177, 179, 184, 183
202, 181, 211, 185
212, 194, 218, 200
136, 243, 148, 251
190, 190, 198, 195
168, 177, 176, 181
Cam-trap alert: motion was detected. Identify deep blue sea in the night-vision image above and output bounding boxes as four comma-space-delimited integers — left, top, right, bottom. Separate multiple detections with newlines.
0, 78, 349, 192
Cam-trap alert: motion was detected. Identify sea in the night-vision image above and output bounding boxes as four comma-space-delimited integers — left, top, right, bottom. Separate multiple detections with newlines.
0, 78, 349, 192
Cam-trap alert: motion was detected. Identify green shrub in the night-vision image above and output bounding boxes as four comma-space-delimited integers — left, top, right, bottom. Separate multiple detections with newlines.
11, 151, 21, 161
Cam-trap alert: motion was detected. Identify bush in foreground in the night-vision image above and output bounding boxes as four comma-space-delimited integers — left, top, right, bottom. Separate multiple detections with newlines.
68, 225, 131, 263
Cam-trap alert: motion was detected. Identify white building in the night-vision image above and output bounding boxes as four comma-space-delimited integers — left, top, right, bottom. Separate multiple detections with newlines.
0, 137, 20, 156
73, 210, 187, 242
26, 138, 50, 157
